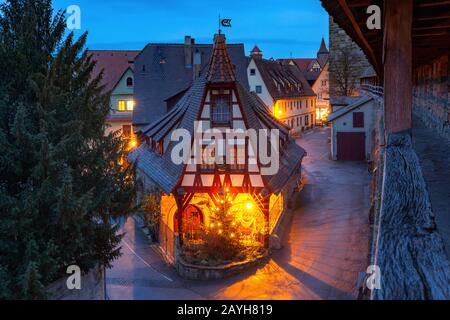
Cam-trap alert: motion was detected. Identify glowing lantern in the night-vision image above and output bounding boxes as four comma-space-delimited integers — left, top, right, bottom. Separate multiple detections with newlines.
129, 139, 137, 149
245, 202, 253, 210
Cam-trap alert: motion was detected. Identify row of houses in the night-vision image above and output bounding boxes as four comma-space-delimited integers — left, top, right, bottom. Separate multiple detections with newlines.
88, 36, 331, 142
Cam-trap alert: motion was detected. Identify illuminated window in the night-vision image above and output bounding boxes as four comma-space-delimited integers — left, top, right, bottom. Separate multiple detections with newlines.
118, 100, 126, 111
126, 100, 134, 111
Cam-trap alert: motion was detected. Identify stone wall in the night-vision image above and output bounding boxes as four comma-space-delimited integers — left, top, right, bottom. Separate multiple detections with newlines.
329, 16, 372, 97
175, 252, 268, 281
413, 54, 450, 140
46, 265, 105, 300
373, 133, 450, 299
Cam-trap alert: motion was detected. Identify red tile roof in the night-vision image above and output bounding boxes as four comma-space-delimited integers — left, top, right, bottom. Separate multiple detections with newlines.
206, 34, 236, 83
318, 36, 329, 54
290, 58, 315, 73
254, 58, 316, 99
88, 50, 140, 92
251, 45, 262, 54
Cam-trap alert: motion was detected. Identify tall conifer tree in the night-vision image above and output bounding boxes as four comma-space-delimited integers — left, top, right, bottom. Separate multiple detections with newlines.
0, 0, 136, 299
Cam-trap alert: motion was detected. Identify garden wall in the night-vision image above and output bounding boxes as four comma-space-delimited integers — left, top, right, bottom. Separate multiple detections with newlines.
175, 252, 268, 281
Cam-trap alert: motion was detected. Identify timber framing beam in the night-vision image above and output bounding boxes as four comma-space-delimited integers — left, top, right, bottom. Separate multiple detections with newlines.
383, 0, 413, 134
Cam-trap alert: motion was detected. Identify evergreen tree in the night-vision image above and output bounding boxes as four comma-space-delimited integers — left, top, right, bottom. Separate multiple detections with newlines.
0, 0, 136, 299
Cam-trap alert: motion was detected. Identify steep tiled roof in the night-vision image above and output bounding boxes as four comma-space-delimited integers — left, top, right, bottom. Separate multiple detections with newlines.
251, 45, 262, 54
129, 35, 305, 195
290, 58, 315, 73
88, 50, 140, 92
129, 78, 305, 194
206, 34, 236, 83
132, 42, 248, 126
318, 37, 329, 54
254, 59, 316, 99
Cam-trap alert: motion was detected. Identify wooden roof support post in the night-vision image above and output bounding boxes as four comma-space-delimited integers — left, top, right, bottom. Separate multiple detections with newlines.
383, 0, 413, 134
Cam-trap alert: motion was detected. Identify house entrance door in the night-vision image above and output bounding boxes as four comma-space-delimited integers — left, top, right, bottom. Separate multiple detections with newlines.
182, 205, 203, 242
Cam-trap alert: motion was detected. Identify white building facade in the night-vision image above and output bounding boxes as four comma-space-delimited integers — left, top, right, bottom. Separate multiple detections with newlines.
327, 96, 375, 161
247, 47, 317, 134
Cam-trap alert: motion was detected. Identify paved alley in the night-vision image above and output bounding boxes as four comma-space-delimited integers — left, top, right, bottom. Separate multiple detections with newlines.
106, 127, 371, 300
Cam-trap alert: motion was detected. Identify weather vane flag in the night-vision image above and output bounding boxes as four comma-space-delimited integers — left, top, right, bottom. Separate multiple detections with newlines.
221, 18, 232, 27
218, 16, 232, 34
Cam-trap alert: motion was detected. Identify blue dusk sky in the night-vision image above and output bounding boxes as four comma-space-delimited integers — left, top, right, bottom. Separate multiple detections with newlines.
52, 0, 329, 59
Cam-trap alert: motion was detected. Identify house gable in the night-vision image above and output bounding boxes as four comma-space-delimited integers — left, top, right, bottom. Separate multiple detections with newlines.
112, 68, 134, 95
247, 58, 274, 108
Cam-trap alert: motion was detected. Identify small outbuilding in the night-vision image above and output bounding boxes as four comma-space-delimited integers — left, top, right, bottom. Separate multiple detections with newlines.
327, 96, 375, 161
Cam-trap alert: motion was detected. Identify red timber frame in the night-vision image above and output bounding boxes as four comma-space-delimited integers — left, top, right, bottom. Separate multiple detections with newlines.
173, 82, 275, 248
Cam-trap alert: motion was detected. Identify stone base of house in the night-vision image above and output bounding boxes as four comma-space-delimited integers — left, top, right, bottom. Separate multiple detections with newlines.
175, 251, 269, 281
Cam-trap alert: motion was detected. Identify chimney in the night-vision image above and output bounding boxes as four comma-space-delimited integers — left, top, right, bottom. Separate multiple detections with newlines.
184, 35, 192, 68
193, 49, 201, 80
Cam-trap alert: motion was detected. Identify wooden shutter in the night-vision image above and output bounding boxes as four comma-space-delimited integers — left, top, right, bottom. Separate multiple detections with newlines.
353, 112, 364, 128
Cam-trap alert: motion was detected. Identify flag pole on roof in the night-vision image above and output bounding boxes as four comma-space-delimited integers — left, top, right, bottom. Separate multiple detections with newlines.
218, 15, 232, 34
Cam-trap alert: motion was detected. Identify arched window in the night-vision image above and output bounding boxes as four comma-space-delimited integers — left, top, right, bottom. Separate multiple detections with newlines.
126, 77, 133, 87
180, 205, 204, 242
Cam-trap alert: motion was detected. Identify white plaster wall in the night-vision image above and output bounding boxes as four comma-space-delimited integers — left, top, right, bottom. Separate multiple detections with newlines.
106, 69, 134, 136
247, 59, 274, 109
312, 62, 330, 117
330, 100, 375, 160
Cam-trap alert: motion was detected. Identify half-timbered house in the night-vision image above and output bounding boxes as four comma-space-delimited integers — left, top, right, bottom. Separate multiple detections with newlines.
129, 33, 306, 263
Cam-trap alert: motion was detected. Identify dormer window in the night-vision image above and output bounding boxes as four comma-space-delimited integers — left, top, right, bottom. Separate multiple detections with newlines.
126, 77, 133, 87
211, 93, 231, 126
